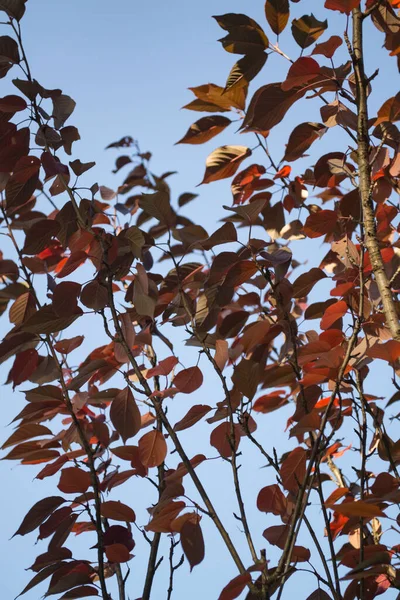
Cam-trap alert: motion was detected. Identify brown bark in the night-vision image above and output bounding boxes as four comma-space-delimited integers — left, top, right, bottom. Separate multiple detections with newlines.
350, 7, 400, 340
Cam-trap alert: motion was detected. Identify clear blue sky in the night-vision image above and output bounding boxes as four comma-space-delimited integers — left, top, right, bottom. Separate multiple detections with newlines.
0, 2, 398, 599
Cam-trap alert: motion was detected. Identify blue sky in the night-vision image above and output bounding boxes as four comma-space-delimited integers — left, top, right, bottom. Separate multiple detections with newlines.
0, 1, 399, 599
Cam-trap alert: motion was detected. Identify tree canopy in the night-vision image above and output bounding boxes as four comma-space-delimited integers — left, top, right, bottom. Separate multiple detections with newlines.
1, 1, 400, 599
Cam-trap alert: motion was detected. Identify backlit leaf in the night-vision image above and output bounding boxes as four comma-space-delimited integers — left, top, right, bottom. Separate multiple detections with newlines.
265, 0, 290, 35
200, 145, 252, 184
176, 115, 231, 145
332, 501, 386, 518
224, 52, 267, 93
325, 0, 360, 14
280, 446, 307, 492
291, 14, 328, 49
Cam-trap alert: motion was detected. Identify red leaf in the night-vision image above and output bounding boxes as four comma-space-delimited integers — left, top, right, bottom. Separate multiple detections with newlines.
173, 405, 212, 432
173, 366, 203, 394
138, 430, 167, 467
218, 572, 251, 600
303, 210, 337, 238
103, 524, 135, 551
257, 484, 287, 516
8, 348, 39, 387
320, 300, 347, 330
146, 356, 178, 378
253, 392, 288, 414
282, 57, 320, 91
58, 467, 91, 494
325, 0, 360, 14
280, 447, 307, 492
210, 421, 240, 458
312, 35, 343, 58
56, 251, 88, 278
54, 335, 84, 354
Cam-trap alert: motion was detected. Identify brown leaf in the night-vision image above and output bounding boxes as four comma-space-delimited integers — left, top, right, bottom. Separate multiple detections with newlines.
312, 35, 343, 59
21, 304, 81, 334
80, 279, 108, 311
184, 83, 247, 112
242, 83, 306, 135
54, 335, 84, 355
375, 92, 400, 126
173, 405, 212, 432
218, 572, 251, 600
224, 52, 267, 93
181, 519, 205, 571
1, 423, 52, 450
283, 122, 326, 162
292, 268, 327, 298
265, 0, 290, 35
100, 501, 136, 523
13, 496, 65, 537
173, 366, 203, 394
0, 1, 26, 21
176, 115, 231, 145
291, 14, 328, 49
110, 387, 141, 444
200, 145, 252, 184
105, 543, 131, 563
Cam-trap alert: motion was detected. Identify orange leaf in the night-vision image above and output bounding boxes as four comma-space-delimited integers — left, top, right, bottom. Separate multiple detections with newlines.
320, 300, 347, 330
100, 501, 136, 523
273, 164, 291, 179
325, 0, 360, 14
58, 467, 91, 494
332, 500, 386, 518
138, 430, 167, 467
